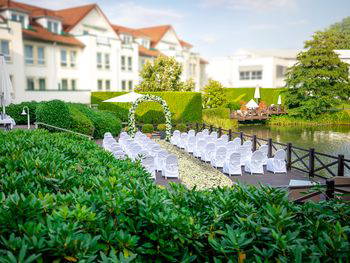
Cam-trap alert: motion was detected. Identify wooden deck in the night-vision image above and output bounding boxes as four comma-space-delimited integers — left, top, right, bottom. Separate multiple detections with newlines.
230, 111, 287, 121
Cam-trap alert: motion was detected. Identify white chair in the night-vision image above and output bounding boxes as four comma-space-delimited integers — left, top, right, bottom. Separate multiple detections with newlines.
239, 145, 252, 166
156, 150, 169, 172
164, 155, 179, 179
245, 150, 265, 175
259, 144, 268, 165
130, 145, 142, 160
243, 140, 252, 149
170, 130, 181, 145
113, 151, 126, 160
194, 139, 206, 158
223, 152, 242, 176
220, 134, 229, 142
178, 133, 188, 149
211, 147, 227, 168
202, 129, 209, 136
232, 137, 241, 146
202, 142, 216, 162
119, 132, 129, 140
267, 149, 287, 174
188, 129, 196, 137
186, 136, 196, 153
135, 150, 149, 160
210, 131, 218, 139
142, 156, 156, 179
216, 138, 227, 149
104, 132, 112, 138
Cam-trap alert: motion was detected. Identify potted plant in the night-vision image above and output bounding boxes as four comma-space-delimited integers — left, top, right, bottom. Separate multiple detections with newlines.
142, 124, 154, 138
157, 123, 167, 139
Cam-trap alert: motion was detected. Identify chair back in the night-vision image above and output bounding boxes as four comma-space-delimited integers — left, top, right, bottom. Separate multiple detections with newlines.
210, 131, 218, 139
274, 149, 286, 160
220, 134, 229, 142
232, 137, 241, 146
113, 151, 126, 160
188, 129, 196, 137
202, 129, 209, 136
165, 154, 178, 169
251, 150, 264, 163
197, 139, 206, 151
229, 152, 241, 166
243, 140, 252, 148
259, 144, 268, 155
215, 146, 227, 159
173, 130, 181, 137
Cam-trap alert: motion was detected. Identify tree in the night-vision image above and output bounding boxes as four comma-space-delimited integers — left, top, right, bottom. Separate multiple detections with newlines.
329, 16, 350, 35
304, 30, 350, 50
284, 39, 350, 118
202, 80, 227, 109
136, 56, 183, 92
179, 78, 195, 91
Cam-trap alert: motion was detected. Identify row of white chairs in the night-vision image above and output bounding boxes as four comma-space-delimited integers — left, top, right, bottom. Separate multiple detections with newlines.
103, 131, 179, 179
171, 129, 287, 175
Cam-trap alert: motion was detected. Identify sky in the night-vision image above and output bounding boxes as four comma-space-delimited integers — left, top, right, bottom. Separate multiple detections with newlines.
21, 0, 350, 58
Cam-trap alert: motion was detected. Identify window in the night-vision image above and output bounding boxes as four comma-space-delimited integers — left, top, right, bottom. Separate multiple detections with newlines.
24, 45, 34, 64
276, 65, 286, 78
127, 57, 132, 71
169, 45, 175, 50
239, 71, 250, 80
97, 52, 102, 69
123, 35, 132, 44
70, 51, 76, 67
128, 80, 133, 91
60, 49, 67, 67
83, 30, 89, 35
251, 71, 262, 80
61, 79, 68, 90
121, 56, 126, 71
48, 20, 59, 34
39, 78, 46, 90
37, 47, 45, 65
71, 79, 76, 91
0, 40, 10, 62
121, 80, 126, 91
141, 39, 149, 48
105, 53, 110, 69
11, 13, 26, 28
27, 78, 35, 90
105, 80, 111, 90
98, 80, 103, 90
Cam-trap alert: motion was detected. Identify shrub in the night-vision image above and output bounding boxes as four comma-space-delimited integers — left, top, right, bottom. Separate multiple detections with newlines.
91, 91, 202, 124
68, 105, 94, 136
142, 123, 154, 133
203, 108, 238, 130
202, 80, 227, 109
5, 101, 39, 124
175, 123, 187, 132
157, 123, 167, 131
1, 129, 350, 261
36, 100, 72, 129
226, 101, 240, 111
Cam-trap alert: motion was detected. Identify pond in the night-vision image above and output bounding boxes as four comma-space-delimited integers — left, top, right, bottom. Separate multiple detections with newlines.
239, 125, 350, 159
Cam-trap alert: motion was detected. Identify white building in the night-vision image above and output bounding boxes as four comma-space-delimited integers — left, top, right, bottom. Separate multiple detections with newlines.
207, 49, 300, 89
0, 0, 208, 104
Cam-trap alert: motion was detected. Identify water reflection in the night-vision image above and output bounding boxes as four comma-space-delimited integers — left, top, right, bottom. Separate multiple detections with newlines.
239, 125, 350, 159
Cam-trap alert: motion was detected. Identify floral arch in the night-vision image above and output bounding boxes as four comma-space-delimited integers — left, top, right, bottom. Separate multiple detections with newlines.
128, 94, 172, 141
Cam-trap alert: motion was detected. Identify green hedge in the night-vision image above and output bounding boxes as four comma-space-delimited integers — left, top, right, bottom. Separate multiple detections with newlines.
36, 100, 72, 129
223, 88, 285, 105
68, 105, 95, 136
203, 108, 238, 130
91, 91, 202, 124
5, 101, 39, 125
1, 129, 350, 261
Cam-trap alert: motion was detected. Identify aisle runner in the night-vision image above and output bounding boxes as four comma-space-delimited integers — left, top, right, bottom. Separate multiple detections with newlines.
156, 140, 233, 190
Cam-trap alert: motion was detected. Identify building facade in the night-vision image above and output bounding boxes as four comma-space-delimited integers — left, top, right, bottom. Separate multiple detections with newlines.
207, 49, 300, 89
0, 0, 208, 104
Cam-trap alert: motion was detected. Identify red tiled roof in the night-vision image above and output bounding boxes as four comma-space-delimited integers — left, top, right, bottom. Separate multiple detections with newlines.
112, 24, 150, 38
138, 46, 161, 57
56, 4, 96, 32
23, 25, 84, 47
138, 25, 172, 48
180, 40, 193, 48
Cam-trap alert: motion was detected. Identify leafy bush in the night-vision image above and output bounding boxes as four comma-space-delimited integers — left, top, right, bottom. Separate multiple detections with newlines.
226, 101, 240, 111
175, 123, 187, 132
5, 101, 39, 124
157, 123, 166, 131
203, 80, 227, 108
68, 105, 94, 136
142, 123, 154, 133
36, 100, 72, 129
1, 129, 350, 261
91, 91, 202, 124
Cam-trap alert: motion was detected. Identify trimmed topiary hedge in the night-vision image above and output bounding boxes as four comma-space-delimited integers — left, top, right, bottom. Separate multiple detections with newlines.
1, 129, 350, 261
68, 105, 95, 136
91, 91, 202, 124
36, 100, 72, 129
5, 101, 39, 125
203, 108, 238, 130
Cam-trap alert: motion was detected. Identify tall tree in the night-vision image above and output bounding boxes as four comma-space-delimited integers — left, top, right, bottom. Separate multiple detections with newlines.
305, 30, 350, 50
284, 41, 350, 118
202, 80, 227, 109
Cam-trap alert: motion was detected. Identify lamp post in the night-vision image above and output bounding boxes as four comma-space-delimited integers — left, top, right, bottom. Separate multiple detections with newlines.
21, 106, 30, 129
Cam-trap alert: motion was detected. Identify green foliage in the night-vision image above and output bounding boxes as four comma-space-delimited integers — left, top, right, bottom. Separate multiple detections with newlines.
136, 56, 183, 92
5, 101, 39, 124
1, 129, 350, 261
203, 80, 227, 108
179, 78, 196, 91
68, 105, 95, 136
203, 108, 238, 130
142, 124, 154, 133
36, 100, 72, 129
91, 91, 202, 124
223, 88, 285, 106
226, 101, 241, 111
157, 123, 166, 131
175, 123, 187, 132
284, 36, 350, 119
305, 30, 350, 50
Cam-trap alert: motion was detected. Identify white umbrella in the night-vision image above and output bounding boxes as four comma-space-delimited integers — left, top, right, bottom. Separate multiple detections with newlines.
0, 54, 13, 119
246, 99, 259, 109
254, 85, 260, 99
103, 92, 143, 103
277, 95, 282, 105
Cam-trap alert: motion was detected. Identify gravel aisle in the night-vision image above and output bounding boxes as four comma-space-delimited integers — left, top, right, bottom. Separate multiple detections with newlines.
156, 140, 234, 190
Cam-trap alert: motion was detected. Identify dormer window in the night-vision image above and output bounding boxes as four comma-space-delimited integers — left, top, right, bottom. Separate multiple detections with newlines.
47, 20, 60, 34
141, 39, 150, 49
122, 34, 132, 45
11, 11, 27, 28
